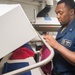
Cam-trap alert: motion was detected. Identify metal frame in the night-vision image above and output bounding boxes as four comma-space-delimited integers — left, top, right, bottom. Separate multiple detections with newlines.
3, 32, 54, 75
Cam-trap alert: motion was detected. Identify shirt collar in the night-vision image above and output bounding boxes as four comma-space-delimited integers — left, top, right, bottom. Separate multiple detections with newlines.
56, 19, 75, 40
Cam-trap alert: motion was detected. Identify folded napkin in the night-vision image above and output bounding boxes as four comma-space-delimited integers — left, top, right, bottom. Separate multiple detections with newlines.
9, 47, 34, 60
2, 62, 31, 75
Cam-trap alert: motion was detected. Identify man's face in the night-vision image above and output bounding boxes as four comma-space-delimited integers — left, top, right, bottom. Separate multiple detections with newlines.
55, 3, 72, 26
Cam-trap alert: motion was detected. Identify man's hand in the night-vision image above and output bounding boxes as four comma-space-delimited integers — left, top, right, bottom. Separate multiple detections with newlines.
44, 34, 58, 49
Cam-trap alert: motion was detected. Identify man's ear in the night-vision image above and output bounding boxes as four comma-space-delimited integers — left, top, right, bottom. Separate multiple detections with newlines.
70, 9, 75, 16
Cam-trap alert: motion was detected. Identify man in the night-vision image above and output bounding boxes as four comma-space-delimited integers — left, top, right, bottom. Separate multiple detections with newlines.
44, 0, 75, 75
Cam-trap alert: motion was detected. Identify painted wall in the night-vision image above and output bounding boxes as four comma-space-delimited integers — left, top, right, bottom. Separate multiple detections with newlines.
0, 0, 57, 21
49, 0, 57, 17
0, 0, 39, 21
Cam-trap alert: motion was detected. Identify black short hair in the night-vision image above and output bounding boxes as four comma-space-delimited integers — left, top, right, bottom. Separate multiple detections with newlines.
57, 0, 75, 10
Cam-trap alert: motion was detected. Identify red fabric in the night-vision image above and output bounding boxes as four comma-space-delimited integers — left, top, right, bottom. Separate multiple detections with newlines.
41, 44, 51, 74
9, 47, 34, 60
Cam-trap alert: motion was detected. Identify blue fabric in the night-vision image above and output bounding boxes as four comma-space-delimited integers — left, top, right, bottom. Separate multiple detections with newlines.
51, 69, 75, 75
21, 43, 33, 51
2, 62, 32, 75
44, 16, 51, 20
53, 19, 75, 73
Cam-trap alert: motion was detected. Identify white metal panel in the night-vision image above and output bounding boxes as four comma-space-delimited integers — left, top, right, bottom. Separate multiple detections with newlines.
0, 4, 37, 58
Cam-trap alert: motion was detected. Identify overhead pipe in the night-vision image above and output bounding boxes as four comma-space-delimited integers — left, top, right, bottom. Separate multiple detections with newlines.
37, 0, 53, 17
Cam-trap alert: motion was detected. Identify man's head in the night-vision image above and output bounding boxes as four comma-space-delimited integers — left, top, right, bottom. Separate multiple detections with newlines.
55, 0, 75, 27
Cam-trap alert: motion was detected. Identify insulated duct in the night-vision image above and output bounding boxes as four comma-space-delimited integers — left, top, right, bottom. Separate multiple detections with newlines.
37, 0, 53, 17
